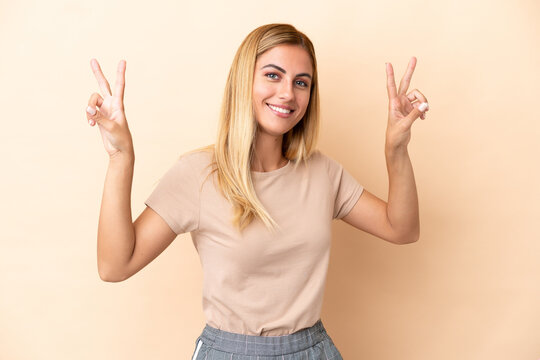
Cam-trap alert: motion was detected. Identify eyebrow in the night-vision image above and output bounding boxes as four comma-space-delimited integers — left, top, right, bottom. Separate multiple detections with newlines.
261, 64, 312, 80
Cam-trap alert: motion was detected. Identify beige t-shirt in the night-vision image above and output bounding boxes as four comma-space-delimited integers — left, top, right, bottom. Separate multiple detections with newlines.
144, 149, 364, 336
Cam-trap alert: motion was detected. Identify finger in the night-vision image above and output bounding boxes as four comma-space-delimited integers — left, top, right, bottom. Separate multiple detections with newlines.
85, 106, 114, 131
406, 99, 430, 124
86, 105, 98, 126
407, 99, 429, 114
114, 60, 126, 101
413, 102, 427, 120
403, 106, 422, 128
86, 93, 104, 125
90, 58, 112, 96
86, 107, 96, 125
386, 62, 398, 100
87, 92, 104, 111
406, 89, 428, 106
398, 56, 417, 95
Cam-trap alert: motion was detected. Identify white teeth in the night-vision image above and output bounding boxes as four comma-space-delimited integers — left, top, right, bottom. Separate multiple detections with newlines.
268, 104, 291, 114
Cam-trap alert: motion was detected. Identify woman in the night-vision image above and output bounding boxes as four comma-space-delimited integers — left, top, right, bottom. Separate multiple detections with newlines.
87, 23, 429, 359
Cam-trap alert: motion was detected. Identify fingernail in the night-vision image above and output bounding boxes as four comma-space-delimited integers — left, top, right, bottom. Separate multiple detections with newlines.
418, 102, 429, 112
86, 106, 96, 115
89, 119, 94, 126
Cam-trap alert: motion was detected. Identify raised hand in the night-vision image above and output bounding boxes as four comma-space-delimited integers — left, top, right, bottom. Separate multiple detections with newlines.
385, 57, 429, 151
86, 59, 134, 159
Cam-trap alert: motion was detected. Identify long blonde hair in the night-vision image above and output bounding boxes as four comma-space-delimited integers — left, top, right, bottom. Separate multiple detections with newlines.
195, 23, 320, 233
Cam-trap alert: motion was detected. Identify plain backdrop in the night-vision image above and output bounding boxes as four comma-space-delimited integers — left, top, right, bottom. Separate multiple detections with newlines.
1, 0, 539, 359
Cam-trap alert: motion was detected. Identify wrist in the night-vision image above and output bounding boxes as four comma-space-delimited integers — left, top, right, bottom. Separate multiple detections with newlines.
109, 150, 135, 165
385, 144, 408, 157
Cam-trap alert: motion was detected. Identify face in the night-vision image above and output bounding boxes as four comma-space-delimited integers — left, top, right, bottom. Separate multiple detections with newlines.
252, 44, 313, 138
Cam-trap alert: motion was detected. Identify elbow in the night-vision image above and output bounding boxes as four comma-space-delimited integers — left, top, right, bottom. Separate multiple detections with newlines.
394, 230, 420, 245
99, 274, 122, 283
98, 266, 127, 283
399, 234, 419, 245
99, 273, 126, 283
99, 271, 118, 283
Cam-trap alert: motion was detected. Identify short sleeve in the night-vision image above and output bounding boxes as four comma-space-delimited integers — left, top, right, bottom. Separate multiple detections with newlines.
324, 154, 364, 220
144, 155, 200, 235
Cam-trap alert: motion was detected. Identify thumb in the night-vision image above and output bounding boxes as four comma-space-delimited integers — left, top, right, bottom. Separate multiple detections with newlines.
405, 102, 428, 125
90, 108, 115, 132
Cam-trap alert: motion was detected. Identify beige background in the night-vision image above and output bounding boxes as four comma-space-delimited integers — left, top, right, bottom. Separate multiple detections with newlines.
1, 0, 539, 359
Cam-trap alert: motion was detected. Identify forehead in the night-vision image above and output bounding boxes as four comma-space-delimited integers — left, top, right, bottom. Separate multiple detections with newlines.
256, 44, 313, 72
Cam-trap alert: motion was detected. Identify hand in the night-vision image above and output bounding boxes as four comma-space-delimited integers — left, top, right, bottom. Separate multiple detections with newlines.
86, 59, 134, 159
384, 57, 429, 152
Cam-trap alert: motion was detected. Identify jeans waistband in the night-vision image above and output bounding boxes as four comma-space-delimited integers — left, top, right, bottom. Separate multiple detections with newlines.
198, 319, 328, 356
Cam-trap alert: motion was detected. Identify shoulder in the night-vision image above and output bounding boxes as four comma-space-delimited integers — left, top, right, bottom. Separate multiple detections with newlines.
176, 145, 215, 171
306, 149, 340, 170
155, 146, 214, 184
292, 149, 337, 182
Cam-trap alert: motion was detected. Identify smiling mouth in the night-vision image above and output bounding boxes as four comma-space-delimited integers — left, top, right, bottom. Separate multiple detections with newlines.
266, 103, 295, 114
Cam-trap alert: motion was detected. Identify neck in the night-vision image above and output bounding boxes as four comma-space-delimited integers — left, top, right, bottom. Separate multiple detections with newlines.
251, 130, 287, 172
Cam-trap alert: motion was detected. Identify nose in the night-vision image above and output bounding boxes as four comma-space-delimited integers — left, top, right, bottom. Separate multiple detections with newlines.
278, 79, 295, 101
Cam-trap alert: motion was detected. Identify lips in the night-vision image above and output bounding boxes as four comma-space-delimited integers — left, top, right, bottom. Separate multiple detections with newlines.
267, 103, 294, 111
266, 104, 295, 118
266, 103, 295, 114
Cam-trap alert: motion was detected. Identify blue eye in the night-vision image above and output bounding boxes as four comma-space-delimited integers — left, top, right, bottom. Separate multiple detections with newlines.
265, 72, 309, 88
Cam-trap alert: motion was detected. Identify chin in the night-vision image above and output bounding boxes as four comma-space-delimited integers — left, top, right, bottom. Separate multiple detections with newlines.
258, 127, 289, 137
257, 121, 297, 137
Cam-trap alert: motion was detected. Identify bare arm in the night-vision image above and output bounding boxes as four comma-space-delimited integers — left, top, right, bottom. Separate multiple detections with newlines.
96, 153, 136, 281
385, 147, 420, 243
341, 154, 419, 244
342, 58, 428, 244
88, 59, 178, 282
382, 58, 426, 243
96, 153, 178, 281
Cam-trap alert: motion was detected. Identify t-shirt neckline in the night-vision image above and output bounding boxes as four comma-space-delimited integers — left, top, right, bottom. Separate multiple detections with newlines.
250, 159, 292, 177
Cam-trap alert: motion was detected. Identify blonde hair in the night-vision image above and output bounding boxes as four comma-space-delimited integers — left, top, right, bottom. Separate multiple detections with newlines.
195, 23, 320, 233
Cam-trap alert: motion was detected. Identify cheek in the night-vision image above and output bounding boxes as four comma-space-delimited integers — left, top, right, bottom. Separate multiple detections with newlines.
298, 94, 311, 113
252, 81, 271, 103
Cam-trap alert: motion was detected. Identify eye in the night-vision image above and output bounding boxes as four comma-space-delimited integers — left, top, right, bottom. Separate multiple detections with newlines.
295, 80, 309, 88
265, 73, 279, 80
